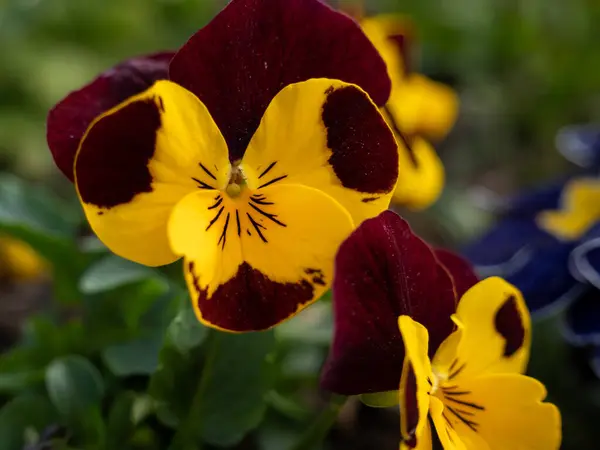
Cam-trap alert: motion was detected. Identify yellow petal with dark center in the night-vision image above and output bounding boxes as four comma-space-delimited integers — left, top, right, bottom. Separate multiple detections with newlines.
74, 80, 230, 266
440, 374, 561, 450
434, 278, 530, 382
537, 177, 600, 241
398, 316, 433, 449
240, 78, 398, 226
169, 183, 354, 332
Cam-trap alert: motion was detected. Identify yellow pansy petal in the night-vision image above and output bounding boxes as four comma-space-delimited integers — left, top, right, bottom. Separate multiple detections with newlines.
537, 177, 600, 241
429, 396, 466, 450
241, 78, 398, 226
442, 374, 561, 450
170, 184, 354, 332
74, 80, 230, 267
439, 277, 530, 381
388, 135, 444, 209
398, 316, 432, 448
388, 74, 459, 141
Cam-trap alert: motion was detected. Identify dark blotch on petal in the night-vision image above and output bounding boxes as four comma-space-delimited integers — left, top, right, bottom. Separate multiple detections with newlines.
494, 295, 525, 357
76, 98, 160, 208
191, 262, 315, 332
402, 363, 420, 447
169, 0, 391, 160
47, 52, 174, 181
323, 86, 398, 194
321, 211, 456, 395
434, 249, 479, 300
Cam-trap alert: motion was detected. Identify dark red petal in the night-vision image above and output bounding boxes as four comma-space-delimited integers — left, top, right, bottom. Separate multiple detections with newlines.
434, 249, 479, 300
321, 211, 457, 395
323, 86, 398, 193
188, 262, 316, 332
47, 52, 174, 181
169, 0, 391, 161
76, 98, 160, 208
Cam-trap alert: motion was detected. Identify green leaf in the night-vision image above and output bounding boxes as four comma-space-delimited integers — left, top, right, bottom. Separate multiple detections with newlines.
0, 393, 57, 450
166, 300, 208, 354
79, 255, 157, 294
196, 331, 276, 446
45, 355, 104, 419
102, 335, 163, 376
106, 392, 136, 449
0, 174, 91, 302
150, 315, 276, 447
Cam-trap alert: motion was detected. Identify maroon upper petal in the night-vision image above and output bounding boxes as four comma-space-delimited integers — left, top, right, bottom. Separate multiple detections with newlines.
169, 0, 391, 161
47, 52, 175, 181
321, 211, 457, 395
434, 249, 479, 300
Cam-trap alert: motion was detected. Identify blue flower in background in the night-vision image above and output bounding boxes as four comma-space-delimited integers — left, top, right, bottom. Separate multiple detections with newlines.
464, 125, 600, 375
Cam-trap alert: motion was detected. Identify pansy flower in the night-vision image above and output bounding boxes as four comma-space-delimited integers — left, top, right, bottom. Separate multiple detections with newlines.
46, 0, 399, 332
464, 126, 600, 374
321, 211, 561, 449
358, 13, 459, 209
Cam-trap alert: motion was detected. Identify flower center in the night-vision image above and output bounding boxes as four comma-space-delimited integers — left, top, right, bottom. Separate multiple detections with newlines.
226, 162, 246, 198
429, 369, 447, 395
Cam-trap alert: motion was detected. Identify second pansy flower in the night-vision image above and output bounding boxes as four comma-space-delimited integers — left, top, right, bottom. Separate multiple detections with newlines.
47, 0, 400, 332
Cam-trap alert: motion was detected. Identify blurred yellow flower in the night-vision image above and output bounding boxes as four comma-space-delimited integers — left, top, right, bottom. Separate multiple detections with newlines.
0, 236, 46, 281
361, 15, 459, 209
537, 177, 600, 241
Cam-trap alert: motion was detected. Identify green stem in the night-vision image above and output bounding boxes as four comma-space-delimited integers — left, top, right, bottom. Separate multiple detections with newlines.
170, 330, 222, 450
289, 395, 347, 450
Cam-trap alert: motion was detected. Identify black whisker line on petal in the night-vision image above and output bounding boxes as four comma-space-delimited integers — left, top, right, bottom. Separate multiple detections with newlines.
448, 359, 459, 372
444, 397, 485, 411
248, 203, 286, 227
258, 161, 278, 179
218, 212, 230, 250
199, 162, 217, 180
448, 362, 466, 380
442, 386, 471, 396
258, 175, 288, 189
206, 206, 224, 231
192, 177, 214, 190
235, 210, 241, 236
442, 413, 452, 426
208, 197, 223, 210
446, 406, 479, 432
247, 213, 267, 243
250, 197, 274, 206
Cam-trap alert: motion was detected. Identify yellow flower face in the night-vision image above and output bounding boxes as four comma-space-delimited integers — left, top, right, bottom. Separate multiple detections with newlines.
537, 178, 600, 241
74, 79, 398, 332
398, 278, 561, 450
360, 15, 459, 210
49, 0, 400, 332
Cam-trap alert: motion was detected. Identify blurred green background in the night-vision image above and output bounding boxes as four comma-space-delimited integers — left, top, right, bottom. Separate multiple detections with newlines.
1, 0, 600, 449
